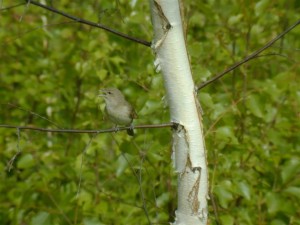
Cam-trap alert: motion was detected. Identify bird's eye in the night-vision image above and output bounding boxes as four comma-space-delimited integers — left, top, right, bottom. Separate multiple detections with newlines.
108, 91, 112, 94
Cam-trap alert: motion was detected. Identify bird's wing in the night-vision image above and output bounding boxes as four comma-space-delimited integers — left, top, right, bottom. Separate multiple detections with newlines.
131, 107, 138, 119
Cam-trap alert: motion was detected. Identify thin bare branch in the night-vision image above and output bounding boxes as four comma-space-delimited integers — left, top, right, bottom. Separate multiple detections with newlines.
6, 128, 22, 171
76, 133, 98, 199
0, 123, 175, 134
0, 2, 26, 10
25, 0, 151, 47
6, 103, 63, 129
196, 19, 300, 91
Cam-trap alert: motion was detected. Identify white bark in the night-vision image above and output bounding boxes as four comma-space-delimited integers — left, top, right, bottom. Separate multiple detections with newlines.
149, 1, 208, 224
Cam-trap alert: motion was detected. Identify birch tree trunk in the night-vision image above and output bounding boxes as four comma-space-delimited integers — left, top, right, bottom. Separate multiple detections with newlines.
149, 1, 209, 224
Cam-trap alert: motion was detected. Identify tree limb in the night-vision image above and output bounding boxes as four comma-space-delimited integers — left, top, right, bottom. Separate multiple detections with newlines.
196, 19, 300, 91
25, 0, 151, 47
0, 123, 175, 134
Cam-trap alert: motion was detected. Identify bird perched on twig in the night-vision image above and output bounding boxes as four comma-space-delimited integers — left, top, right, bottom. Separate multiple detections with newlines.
99, 88, 137, 136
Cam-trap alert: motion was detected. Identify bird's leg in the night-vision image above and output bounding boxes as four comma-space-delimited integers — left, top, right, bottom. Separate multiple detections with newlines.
114, 125, 120, 133
130, 123, 134, 131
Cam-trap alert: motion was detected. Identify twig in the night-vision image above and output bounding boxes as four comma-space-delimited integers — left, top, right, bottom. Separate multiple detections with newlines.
0, 123, 175, 134
196, 19, 300, 91
76, 133, 98, 199
0, 2, 26, 10
19, 0, 31, 22
25, 0, 151, 47
6, 103, 63, 129
209, 190, 221, 225
6, 128, 22, 171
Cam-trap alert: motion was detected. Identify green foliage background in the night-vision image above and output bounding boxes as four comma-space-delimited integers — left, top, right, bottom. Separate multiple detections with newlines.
0, 0, 299, 224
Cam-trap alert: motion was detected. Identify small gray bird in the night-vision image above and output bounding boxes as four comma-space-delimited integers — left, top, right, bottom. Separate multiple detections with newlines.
99, 88, 137, 136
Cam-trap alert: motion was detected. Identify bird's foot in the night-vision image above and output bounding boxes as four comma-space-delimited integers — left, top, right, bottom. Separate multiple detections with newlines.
114, 126, 120, 133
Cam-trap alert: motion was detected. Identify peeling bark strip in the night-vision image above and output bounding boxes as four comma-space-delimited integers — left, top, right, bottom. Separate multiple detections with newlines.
154, 0, 171, 29
152, 0, 172, 50
188, 170, 201, 214
150, 1, 208, 224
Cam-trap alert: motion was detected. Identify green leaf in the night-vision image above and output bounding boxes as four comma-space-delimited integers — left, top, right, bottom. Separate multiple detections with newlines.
31, 212, 51, 225
255, 0, 270, 15
246, 94, 263, 118
235, 181, 251, 200
115, 154, 131, 177
215, 126, 239, 145
283, 187, 300, 200
265, 192, 295, 216
266, 192, 282, 215
228, 14, 243, 26
214, 180, 234, 208
120, 141, 136, 154
83, 217, 104, 225
270, 219, 288, 225
199, 92, 214, 108
156, 192, 170, 207
17, 154, 35, 169
281, 158, 300, 185
220, 214, 234, 225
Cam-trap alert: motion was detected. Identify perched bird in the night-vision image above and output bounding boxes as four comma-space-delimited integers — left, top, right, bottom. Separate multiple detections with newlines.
99, 88, 137, 136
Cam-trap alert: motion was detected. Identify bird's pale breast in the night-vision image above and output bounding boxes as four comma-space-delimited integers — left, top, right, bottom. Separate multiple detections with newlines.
106, 104, 132, 125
